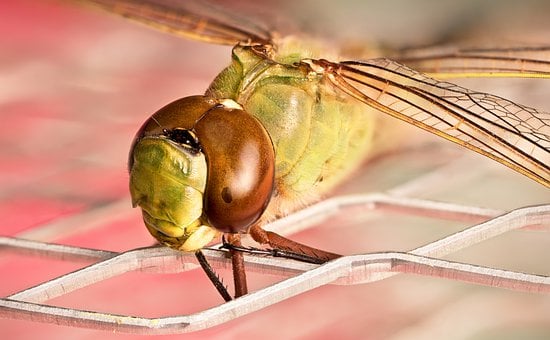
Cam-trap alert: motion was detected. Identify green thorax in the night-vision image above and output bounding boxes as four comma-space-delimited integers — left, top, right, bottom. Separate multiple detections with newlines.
206, 42, 375, 215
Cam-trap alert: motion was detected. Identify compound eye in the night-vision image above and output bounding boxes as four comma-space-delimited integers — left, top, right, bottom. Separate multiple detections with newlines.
194, 105, 275, 233
142, 96, 216, 134
128, 96, 215, 170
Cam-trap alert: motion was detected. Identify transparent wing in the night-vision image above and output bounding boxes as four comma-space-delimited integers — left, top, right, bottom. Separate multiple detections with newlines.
393, 46, 550, 79
308, 58, 550, 187
76, 0, 273, 46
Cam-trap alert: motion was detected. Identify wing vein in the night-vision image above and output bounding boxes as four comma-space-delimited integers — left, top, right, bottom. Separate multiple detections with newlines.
314, 58, 550, 186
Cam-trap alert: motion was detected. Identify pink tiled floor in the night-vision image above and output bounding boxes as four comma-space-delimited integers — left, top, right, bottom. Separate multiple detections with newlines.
1, 1, 550, 339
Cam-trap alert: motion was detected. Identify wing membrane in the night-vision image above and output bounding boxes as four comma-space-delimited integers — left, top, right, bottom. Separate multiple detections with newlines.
313, 58, 550, 186
76, 0, 272, 46
394, 46, 550, 79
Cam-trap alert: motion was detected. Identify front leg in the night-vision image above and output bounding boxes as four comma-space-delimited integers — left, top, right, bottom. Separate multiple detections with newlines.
195, 250, 232, 302
227, 233, 248, 298
249, 224, 341, 263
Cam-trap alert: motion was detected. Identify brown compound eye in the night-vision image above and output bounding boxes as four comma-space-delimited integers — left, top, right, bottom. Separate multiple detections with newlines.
128, 96, 216, 170
194, 105, 275, 233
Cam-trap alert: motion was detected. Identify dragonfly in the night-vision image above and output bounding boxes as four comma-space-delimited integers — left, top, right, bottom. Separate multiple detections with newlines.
77, 0, 550, 301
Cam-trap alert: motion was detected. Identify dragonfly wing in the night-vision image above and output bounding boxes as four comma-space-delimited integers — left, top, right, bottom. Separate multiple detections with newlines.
309, 58, 550, 187
393, 46, 550, 79
76, 0, 273, 46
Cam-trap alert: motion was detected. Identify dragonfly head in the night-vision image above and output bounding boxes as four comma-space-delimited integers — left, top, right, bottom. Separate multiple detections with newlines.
129, 96, 275, 251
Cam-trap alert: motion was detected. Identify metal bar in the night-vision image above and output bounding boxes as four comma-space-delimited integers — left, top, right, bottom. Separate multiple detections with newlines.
1, 250, 548, 334
1, 201, 548, 334
0, 236, 117, 261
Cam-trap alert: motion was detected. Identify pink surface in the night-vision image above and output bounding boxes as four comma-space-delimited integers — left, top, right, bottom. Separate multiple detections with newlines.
1, 1, 550, 339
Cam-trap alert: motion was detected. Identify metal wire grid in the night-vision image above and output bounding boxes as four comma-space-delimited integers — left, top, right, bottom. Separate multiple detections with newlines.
1, 157, 549, 335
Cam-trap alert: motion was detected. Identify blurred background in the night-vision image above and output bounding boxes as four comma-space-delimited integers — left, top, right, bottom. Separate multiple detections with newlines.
1, 0, 549, 339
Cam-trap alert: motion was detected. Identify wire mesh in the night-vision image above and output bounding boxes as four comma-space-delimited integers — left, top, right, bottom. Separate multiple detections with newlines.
1, 198, 550, 334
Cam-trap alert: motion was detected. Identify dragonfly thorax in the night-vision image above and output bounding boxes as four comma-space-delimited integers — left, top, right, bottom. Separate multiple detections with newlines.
207, 44, 377, 220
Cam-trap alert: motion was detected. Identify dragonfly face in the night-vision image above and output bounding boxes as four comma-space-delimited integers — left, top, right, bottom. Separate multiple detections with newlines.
129, 95, 276, 250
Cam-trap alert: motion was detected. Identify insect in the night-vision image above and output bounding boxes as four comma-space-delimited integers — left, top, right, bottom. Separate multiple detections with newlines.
79, 0, 550, 301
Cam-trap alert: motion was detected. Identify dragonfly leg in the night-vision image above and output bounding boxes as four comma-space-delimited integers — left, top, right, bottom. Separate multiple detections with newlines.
227, 233, 248, 297
195, 250, 232, 302
220, 239, 330, 264
249, 224, 341, 263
